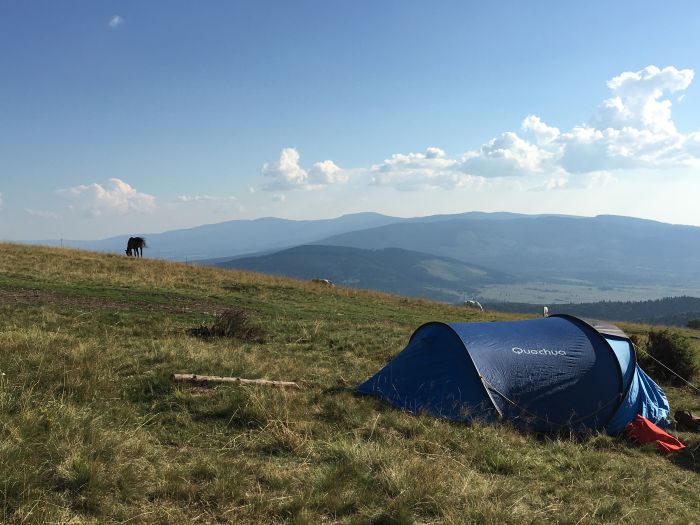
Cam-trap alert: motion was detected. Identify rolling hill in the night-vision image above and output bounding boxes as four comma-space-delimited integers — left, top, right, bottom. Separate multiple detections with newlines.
319, 214, 700, 287
217, 244, 512, 302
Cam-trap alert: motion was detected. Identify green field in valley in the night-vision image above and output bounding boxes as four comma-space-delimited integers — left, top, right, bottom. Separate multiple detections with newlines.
1, 243, 699, 524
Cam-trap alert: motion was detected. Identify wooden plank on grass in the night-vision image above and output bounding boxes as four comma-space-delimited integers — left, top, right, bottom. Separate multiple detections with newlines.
172, 373, 299, 388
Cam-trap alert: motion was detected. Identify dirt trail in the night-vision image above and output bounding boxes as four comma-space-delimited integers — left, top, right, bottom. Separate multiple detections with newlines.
0, 286, 226, 315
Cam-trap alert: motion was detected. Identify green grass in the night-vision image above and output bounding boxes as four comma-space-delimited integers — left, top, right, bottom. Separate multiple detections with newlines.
0, 243, 699, 524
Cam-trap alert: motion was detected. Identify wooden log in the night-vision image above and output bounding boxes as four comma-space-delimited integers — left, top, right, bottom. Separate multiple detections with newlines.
172, 373, 299, 389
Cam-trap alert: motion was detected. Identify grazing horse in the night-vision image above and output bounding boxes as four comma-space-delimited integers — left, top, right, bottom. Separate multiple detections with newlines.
125, 236, 146, 257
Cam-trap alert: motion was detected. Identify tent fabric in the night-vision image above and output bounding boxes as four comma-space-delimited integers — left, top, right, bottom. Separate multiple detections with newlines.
356, 322, 499, 423
625, 415, 685, 453
357, 315, 670, 434
605, 360, 670, 434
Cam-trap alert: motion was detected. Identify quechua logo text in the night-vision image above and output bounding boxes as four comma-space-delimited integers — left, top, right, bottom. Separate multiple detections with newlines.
511, 347, 566, 356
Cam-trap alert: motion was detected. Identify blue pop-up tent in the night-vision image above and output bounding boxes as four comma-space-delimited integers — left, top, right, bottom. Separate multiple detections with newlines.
357, 315, 669, 433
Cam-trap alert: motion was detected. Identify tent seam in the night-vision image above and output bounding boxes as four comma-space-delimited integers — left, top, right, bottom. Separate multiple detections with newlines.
439, 322, 504, 420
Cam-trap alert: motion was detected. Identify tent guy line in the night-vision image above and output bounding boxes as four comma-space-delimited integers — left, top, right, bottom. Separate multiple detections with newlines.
632, 345, 700, 395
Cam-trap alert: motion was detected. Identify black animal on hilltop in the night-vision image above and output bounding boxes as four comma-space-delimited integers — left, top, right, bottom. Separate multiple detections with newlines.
125, 237, 146, 257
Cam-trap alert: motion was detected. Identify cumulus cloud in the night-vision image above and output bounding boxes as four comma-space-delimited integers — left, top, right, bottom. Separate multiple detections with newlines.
594, 65, 693, 133
108, 15, 124, 28
262, 148, 306, 190
522, 115, 560, 144
460, 132, 550, 177
60, 178, 155, 217
262, 148, 349, 190
308, 160, 348, 185
386, 69, 699, 184
261, 66, 699, 193
369, 134, 551, 190
370, 147, 482, 190
549, 65, 697, 174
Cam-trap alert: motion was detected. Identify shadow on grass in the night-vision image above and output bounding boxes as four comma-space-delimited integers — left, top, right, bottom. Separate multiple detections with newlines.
669, 436, 700, 473
321, 385, 355, 396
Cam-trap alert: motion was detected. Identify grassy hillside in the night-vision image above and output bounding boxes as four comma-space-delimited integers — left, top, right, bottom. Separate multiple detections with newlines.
1, 243, 699, 524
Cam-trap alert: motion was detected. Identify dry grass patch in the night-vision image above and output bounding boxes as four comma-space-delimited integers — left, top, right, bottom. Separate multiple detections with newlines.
187, 308, 266, 342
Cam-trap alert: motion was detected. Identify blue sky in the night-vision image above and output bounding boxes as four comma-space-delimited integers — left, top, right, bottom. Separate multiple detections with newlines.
3, 1, 700, 239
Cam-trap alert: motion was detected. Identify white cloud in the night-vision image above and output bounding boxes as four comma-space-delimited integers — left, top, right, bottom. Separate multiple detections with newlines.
522, 115, 560, 144
259, 66, 700, 194
519, 65, 700, 176
595, 65, 693, 134
369, 134, 549, 190
432, 65, 698, 184
308, 160, 348, 184
262, 148, 306, 190
60, 178, 156, 217
262, 148, 349, 190
108, 15, 124, 28
370, 147, 483, 190
272, 193, 287, 202
460, 132, 550, 177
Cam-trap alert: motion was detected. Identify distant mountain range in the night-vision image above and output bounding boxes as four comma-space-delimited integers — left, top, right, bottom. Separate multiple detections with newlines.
317, 214, 700, 287
32, 212, 401, 260
218, 244, 512, 302
30, 211, 562, 261
28, 211, 700, 304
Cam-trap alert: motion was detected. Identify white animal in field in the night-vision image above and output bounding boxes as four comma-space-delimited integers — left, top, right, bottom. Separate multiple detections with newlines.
311, 278, 335, 287
464, 300, 483, 311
